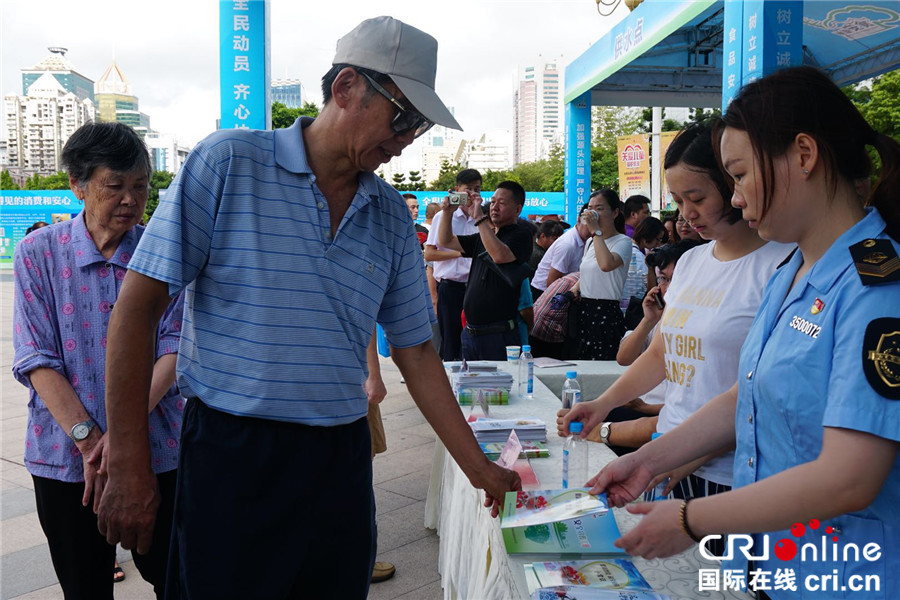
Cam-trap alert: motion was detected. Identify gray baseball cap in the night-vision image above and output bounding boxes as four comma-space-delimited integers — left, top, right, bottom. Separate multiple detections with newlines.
333, 16, 461, 131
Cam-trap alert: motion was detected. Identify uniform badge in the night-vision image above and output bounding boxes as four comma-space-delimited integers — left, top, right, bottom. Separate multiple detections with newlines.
849, 239, 900, 286
863, 318, 900, 400
811, 298, 824, 315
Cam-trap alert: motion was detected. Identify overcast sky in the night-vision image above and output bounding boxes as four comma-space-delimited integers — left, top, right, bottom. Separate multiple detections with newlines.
1, 0, 627, 147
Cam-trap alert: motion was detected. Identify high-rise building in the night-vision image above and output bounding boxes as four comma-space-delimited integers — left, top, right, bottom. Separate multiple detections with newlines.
461, 130, 512, 173
21, 47, 95, 103
513, 55, 564, 165
271, 79, 305, 109
145, 132, 190, 174
4, 72, 95, 179
95, 61, 151, 136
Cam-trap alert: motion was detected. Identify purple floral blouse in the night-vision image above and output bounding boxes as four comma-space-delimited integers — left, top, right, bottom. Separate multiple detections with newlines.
12, 212, 185, 482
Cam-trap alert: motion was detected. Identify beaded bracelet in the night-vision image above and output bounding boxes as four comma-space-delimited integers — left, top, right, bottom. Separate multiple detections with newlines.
679, 500, 703, 543
474, 215, 491, 227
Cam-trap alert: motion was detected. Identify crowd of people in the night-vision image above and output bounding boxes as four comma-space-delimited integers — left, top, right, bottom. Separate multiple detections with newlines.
9, 12, 899, 600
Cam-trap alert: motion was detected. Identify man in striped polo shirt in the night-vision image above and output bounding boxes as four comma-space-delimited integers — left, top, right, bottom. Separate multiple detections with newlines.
97, 16, 520, 599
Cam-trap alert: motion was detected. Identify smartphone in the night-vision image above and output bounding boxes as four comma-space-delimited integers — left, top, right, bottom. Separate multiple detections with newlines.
655, 291, 665, 310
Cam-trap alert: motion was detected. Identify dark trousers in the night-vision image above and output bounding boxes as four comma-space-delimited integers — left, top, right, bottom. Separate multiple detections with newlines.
166, 399, 375, 600
437, 279, 466, 361
32, 470, 176, 600
461, 324, 521, 361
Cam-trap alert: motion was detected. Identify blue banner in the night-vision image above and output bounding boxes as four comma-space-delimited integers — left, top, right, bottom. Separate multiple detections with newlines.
563, 92, 592, 226
219, 0, 271, 130
722, 0, 745, 108
0, 190, 82, 267
401, 191, 567, 223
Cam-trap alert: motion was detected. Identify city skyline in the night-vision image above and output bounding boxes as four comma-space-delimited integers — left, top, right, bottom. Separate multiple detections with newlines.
1, 0, 627, 149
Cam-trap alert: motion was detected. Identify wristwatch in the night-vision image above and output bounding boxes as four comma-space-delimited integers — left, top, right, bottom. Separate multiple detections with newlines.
598, 422, 612, 444
69, 419, 95, 442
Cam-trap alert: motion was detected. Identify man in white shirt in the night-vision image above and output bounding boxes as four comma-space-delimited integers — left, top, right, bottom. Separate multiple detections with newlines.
424, 169, 481, 360
530, 200, 601, 301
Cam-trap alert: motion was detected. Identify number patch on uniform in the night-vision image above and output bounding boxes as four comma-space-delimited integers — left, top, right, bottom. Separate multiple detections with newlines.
788, 315, 821, 339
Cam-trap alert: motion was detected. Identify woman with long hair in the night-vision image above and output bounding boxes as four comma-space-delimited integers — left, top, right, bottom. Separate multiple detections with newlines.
575, 189, 631, 360
561, 119, 792, 511
581, 66, 900, 599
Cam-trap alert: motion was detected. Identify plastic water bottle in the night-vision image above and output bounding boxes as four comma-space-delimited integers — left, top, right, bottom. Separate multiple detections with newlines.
518, 345, 534, 401
561, 371, 581, 409
621, 248, 645, 312
562, 422, 589, 489
643, 432, 670, 501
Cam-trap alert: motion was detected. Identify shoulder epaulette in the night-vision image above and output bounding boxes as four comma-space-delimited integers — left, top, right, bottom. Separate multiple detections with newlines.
849, 238, 900, 286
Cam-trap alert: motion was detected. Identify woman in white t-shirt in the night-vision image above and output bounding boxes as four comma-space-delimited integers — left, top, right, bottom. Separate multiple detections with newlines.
560, 121, 793, 502
575, 189, 632, 360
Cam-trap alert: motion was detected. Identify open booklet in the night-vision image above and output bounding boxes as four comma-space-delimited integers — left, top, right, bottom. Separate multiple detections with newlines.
501, 489, 625, 558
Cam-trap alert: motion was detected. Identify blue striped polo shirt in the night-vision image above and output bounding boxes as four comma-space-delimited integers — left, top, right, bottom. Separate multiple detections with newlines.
129, 118, 433, 425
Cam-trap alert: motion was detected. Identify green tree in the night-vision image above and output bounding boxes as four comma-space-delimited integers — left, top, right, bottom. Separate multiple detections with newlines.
639, 107, 685, 132
860, 70, 900, 141
24, 172, 69, 190
1, 170, 19, 190
271, 100, 320, 129
391, 172, 407, 190
145, 170, 175, 221
429, 159, 465, 190
407, 170, 425, 191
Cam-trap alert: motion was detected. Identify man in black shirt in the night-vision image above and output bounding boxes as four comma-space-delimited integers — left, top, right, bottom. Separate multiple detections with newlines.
438, 181, 534, 360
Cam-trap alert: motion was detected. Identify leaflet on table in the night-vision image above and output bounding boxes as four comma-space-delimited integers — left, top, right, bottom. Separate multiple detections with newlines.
481, 440, 549, 460
523, 559, 652, 592
530, 587, 670, 600
533, 357, 577, 368
470, 418, 547, 443
501, 489, 608, 529
501, 490, 625, 558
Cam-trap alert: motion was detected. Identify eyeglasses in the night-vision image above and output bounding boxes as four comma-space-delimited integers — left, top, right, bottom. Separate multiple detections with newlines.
359, 71, 435, 138
657, 275, 672, 285
676, 217, 687, 225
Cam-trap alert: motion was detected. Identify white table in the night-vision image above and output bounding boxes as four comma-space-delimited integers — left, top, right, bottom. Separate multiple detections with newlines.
424, 360, 750, 600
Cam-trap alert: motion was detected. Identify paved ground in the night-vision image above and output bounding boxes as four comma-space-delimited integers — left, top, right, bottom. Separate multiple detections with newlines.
0, 273, 442, 599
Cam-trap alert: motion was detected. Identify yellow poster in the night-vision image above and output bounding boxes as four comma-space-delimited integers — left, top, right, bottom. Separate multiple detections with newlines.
616, 134, 650, 200
659, 131, 678, 211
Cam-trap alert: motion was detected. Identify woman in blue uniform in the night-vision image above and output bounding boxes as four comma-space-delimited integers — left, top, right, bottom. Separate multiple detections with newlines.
573, 66, 900, 599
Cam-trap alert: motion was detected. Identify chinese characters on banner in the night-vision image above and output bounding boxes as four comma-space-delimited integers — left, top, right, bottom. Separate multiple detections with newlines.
564, 92, 592, 224
617, 134, 651, 200
721, 0, 802, 109
0, 191, 82, 267
219, 0, 271, 130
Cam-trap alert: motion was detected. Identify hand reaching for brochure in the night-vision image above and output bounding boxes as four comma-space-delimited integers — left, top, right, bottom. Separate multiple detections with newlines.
587, 452, 654, 507
479, 462, 522, 518
614, 499, 693, 559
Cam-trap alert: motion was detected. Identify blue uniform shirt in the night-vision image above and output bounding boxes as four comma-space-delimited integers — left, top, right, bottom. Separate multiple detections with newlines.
732, 208, 900, 598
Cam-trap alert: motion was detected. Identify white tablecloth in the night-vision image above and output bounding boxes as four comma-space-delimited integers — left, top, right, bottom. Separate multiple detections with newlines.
424, 360, 750, 600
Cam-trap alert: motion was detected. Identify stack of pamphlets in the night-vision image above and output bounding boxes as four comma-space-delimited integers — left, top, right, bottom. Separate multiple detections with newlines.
445, 361, 499, 372
530, 588, 671, 600
470, 417, 547, 443
458, 387, 509, 406
523, 559, 652, 592
480, 440, 549, 460
500, 489, 625, 558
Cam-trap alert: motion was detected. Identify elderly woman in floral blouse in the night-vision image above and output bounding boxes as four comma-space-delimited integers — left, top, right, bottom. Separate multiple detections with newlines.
12, 122, 183, 600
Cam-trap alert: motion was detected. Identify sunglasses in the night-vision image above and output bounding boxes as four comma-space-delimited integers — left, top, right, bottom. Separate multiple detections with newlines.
359, 71, 435, 139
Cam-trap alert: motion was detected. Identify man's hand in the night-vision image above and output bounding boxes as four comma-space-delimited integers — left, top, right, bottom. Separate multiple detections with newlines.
476, 461, 522, 518
80, 429, 108, 513
587, 452, 654, 507
96, 469, 160, 555
364, 373, 387, 405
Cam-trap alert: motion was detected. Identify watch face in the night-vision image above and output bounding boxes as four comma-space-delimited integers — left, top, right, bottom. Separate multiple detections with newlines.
72, 423, 91, 441
600, 424, 611, 442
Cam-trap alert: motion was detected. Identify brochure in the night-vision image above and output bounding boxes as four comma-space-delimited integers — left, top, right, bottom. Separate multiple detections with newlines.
501, 490, 625, 558
458, 387, 509, 405
530, 587, 670, 600
533, 357, 577, 368
470, 417, 547, 443
501, 489, 608, 529
524, 559, 652, 592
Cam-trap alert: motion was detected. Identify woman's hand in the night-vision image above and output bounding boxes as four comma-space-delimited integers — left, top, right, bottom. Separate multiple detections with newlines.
557, 399, 609, 440
615, 499, 694, 558
587, 451, 654, 506
641, 286, 664, 324
581, 210, 599, 234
